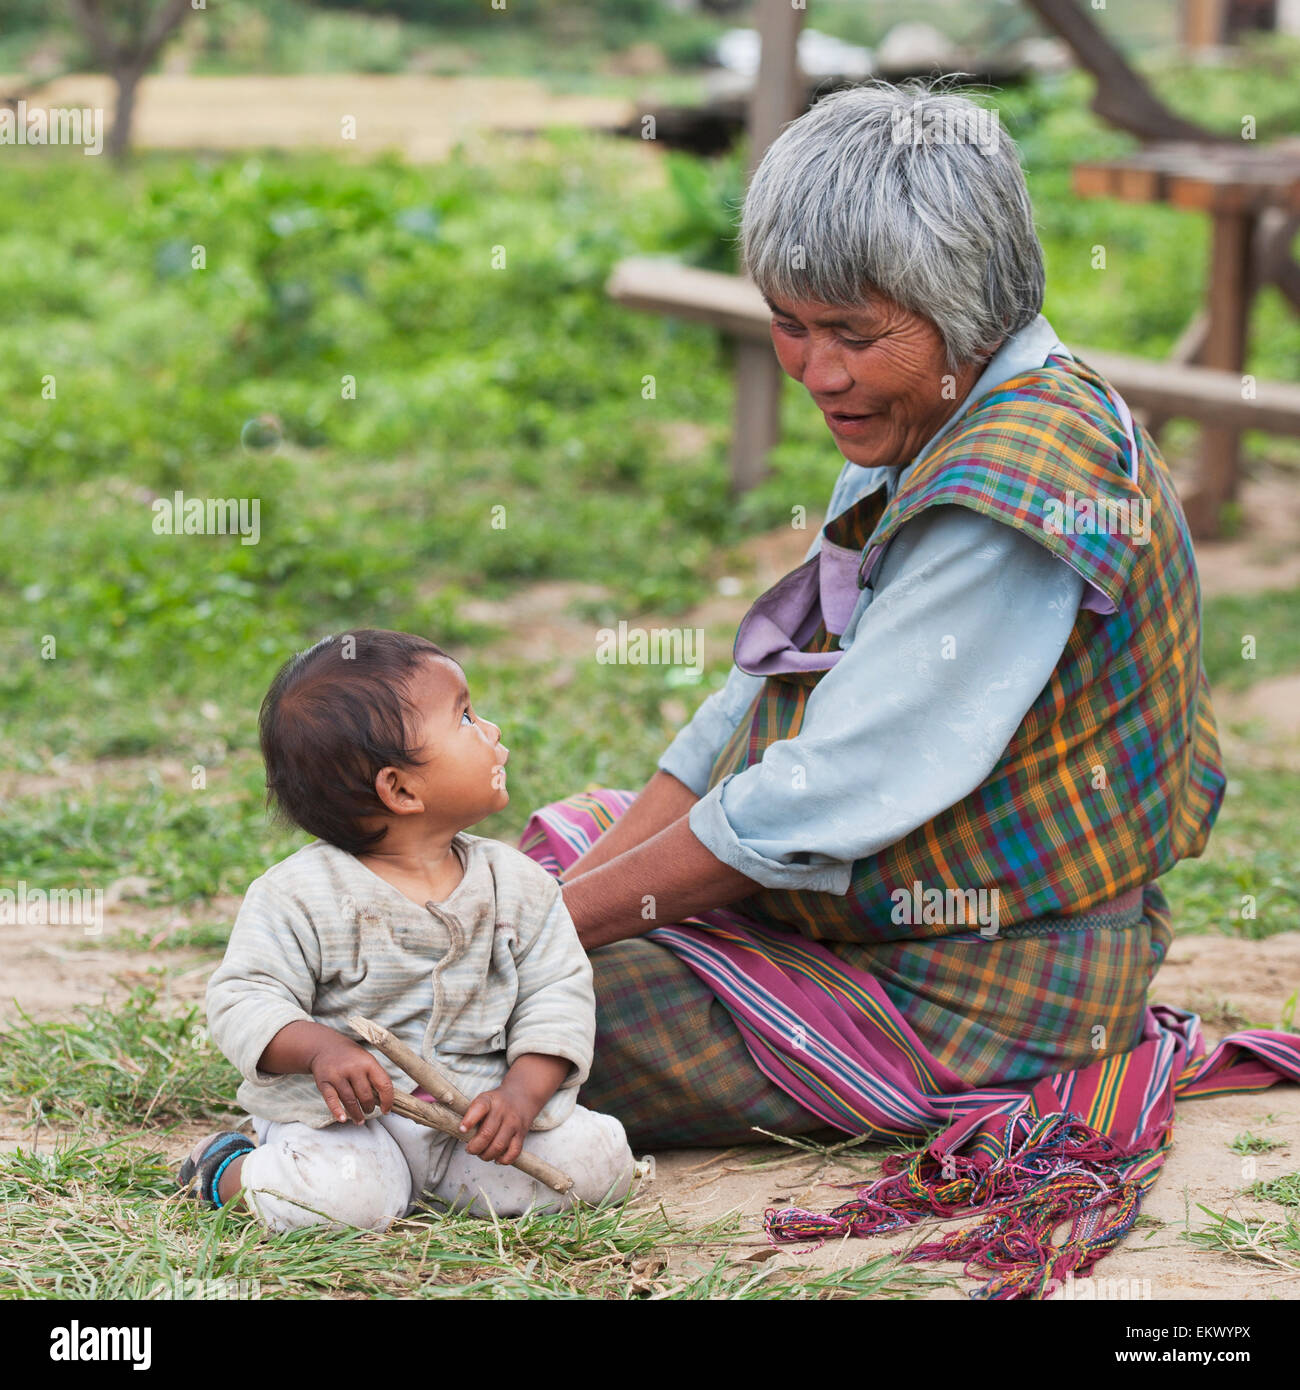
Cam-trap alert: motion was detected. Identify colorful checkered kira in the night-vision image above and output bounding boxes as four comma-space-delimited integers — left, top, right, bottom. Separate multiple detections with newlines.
511, 358, 1273, 1296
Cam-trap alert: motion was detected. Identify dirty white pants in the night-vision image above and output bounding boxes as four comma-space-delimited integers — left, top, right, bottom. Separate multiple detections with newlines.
239, 1103, 636, 1234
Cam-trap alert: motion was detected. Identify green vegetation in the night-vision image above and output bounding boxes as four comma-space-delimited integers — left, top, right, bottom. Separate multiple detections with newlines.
1248, 1171, 1300, 1207
1228, 1130, 1285, 1156
1161, 770, 1300, 944
0, 985, 242, 1128
1185, 1204, 1300, 1273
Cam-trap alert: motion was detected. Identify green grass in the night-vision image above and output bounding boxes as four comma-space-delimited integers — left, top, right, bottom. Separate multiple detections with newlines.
1185, 1204, 1300, 1274
1201, 590, 1300, 693
0, 984, 242, 1129
1249, 1172, 1300, 1207
1229, 1131, 1286, 1156
0, 1137, 950, 1301
1160, 770, 1300, 942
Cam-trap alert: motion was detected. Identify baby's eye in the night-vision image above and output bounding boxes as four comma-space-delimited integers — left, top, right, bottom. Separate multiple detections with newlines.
461, 710, 474, 726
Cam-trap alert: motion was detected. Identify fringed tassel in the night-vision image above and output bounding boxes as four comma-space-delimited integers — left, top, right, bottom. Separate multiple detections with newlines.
764, 1111, 1172, 1299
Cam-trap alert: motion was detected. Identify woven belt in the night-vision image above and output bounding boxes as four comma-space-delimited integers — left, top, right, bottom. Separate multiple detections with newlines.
952, 885, 1147, 942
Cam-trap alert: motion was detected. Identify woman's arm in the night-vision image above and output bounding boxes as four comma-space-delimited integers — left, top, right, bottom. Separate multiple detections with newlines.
562, 809, 761, 951
561, 768, 699, 881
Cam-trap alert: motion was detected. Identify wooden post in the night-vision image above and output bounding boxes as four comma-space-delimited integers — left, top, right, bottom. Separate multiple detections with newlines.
1187, 208, 1256, 536
1182, 0, 1228, 52
730, 0, 806, 496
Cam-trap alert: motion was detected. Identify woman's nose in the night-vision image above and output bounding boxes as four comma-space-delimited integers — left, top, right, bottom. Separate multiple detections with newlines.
777, 334, 851, 395
800, 342, 855, 397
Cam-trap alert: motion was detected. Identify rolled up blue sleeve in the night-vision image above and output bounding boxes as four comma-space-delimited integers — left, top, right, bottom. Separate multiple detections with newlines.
686, 505, 1085, 892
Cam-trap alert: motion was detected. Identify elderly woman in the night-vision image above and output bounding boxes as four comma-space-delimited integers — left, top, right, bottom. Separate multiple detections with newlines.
519, 82, 1226, 1150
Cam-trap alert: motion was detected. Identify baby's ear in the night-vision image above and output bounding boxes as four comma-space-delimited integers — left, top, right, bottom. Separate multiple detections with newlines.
372, 765, 406, 813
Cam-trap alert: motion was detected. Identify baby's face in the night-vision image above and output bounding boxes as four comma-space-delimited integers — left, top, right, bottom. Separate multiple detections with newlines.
403, 654, 509, 827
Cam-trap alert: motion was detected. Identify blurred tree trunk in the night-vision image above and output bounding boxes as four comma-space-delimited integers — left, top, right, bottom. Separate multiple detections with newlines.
1023, 0, 1225, 143
67, 0, 193, 159
1025, 0, 1300, 309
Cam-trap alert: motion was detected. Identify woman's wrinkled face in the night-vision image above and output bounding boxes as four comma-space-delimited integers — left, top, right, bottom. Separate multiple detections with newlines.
765, 290, 988, 470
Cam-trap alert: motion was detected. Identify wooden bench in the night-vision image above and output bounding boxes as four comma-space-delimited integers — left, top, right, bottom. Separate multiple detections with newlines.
1072, 140, 1300, 534
606, 255, 1300, 528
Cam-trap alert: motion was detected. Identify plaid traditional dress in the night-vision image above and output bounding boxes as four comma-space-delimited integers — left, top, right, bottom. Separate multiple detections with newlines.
518, 355, 1300, 1296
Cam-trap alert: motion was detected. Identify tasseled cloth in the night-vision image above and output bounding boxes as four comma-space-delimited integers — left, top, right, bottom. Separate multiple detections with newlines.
766, 1112, 1160, 1299
763, 1022, 1300, 1299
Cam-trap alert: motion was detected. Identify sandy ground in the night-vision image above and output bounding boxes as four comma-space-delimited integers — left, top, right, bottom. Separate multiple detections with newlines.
2, 915, 1297, 1298
3, 74, 636, 161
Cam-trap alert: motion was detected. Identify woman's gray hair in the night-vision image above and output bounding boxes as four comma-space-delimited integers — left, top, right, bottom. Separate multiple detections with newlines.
738, 80, 1045, 370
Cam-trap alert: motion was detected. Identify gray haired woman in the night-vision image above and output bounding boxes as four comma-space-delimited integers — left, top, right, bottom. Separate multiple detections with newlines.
528, 81, 1224, 1147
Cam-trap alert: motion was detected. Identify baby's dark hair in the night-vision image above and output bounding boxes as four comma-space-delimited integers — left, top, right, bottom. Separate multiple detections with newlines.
259, 629, 456, 854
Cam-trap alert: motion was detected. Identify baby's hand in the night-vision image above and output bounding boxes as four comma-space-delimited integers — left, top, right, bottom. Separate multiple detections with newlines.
310, 1036, 394, 1125
458, 1084, 537, 1166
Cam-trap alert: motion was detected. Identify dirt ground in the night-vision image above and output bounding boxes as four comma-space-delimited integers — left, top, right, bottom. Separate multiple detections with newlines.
5, 74, 637, 162
2, 915, 1297, 1299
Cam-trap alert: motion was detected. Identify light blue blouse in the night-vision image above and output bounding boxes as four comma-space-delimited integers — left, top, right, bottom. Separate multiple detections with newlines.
656, 314, 1086, 894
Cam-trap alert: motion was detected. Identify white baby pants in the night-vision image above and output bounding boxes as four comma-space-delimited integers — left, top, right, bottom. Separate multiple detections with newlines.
237, 1103, 637, 1234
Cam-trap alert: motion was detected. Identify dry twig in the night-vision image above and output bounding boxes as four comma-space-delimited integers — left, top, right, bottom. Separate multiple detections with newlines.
347, 1014, 573, 1195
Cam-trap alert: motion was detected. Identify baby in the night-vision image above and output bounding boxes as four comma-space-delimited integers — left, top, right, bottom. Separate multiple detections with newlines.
182, 628, 637, 1233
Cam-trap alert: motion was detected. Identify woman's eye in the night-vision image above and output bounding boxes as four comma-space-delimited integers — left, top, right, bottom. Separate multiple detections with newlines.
774, 319, 871, 350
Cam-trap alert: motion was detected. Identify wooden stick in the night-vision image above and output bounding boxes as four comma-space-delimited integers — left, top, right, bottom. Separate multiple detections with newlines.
387, 1093, 573, 1195
349, 1014, 471, 1113
347, 1014, 574, 1195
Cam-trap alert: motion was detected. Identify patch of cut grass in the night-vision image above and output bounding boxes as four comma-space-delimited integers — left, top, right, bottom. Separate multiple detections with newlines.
1248, 1172, 1300, 1207
1229, 1132, 1286, 1156
0, 1139, 948, 1300
0, 984, 242, 1129
1184, 1204, 1300, 1273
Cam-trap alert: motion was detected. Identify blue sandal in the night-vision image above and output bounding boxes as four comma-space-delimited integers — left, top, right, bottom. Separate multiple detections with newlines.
177, 1131, 254, 1208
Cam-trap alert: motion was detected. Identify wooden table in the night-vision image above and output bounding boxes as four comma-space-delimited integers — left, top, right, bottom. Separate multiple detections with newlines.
1073, 140, 1300, 536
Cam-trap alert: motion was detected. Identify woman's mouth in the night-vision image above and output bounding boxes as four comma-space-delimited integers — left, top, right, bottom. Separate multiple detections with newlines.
825, 411, 877, 438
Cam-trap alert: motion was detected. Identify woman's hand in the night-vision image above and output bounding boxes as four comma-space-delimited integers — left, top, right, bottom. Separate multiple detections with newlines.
562, 812, 761, 951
